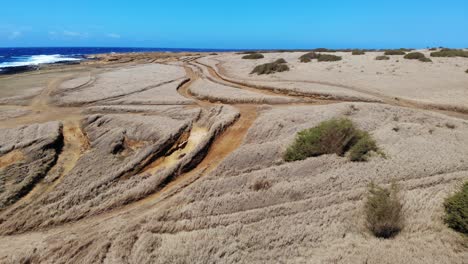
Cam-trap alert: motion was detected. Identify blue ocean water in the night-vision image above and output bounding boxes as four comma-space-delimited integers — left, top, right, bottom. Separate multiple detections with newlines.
0, 47, 235, 69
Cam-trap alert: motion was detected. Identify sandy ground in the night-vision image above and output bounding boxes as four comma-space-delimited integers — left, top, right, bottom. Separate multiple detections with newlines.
0, 51, 467, 263
207, 50, 468, 111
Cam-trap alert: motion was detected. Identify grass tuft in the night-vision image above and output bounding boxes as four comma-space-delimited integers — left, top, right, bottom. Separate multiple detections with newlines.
375, 55, 390, 61
251, 61, 290, 75
251, 179, 272, 191
242, 53, 264, 60
284, 118, 379, 162
365, 182, 403, 238
444, 182, 468, 234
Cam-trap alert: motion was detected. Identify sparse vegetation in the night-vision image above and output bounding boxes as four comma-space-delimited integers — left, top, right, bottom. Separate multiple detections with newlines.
404, 52, 426, 60
251, 61, 290, 75
251, 179, 272, 191
317, 54, 342, 62
418, 57, 432, 62
242, 53, 264, 60
375, 55, 390, 60
365, 182, 403, 239
284, 118, 379, 162
443, 182, 467, 234
352, 50, 366, 55
299, 52, 318, 63
466, 69, 468, 74
384, 50, 406, 55
430, 49, 468, 58
274, 58, 287, 64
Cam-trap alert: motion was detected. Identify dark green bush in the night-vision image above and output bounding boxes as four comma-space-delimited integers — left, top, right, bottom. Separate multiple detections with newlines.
444, 182, 467, 234
375, 55, 390, 60
365, 182, 403, 238
284, 118, 379, 162
251, 61, 289, 75
404, 52, 426, 60
274, 58, 287, 64
352, 50, 366, 55
430, 49, 468, 58
418, 57, 432, 62
349, 132, 378, 161
384, 50, 406, 55
299, 52, 318, 63
242, 53, 264, 60
317, 54, 342, 62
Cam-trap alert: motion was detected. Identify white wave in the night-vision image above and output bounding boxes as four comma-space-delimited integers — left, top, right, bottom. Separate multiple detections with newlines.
0, 54, 81, 68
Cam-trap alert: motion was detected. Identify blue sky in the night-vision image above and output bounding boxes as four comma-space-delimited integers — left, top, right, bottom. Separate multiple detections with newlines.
1, 0, 467, 49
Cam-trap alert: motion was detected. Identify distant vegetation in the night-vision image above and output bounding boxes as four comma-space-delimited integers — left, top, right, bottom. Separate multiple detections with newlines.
375, 55, 390, 60
365, 182, 403, 238
251, 59, 289, 75
404, 52, 426, 60
299, 52, 318, 63
444, 182, 467, 234
418, 57, 432, 63
430, 49, 468, 58
242, 53, 264, 60
317, 54, 342, 62
284, 118, 379, 162
384, 50, 406, 55
274, 58, 287, 64
352, 50, 366, 55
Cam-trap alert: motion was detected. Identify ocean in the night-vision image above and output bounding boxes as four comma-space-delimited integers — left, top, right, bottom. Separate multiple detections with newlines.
0, 47, 236, 71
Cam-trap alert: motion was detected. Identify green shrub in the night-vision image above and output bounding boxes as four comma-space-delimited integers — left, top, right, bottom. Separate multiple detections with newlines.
418, 57, 432, 62
242, 53, 264, 60
444, 182, 467, 234
251, 61, 289, 75
365, 182, 403, 238
404, 52, 426, 60
384, 50, 406, 55
299, 52, 318, 63
375, 55, 390, 60
284, 118, 379, 162
274, 58, 287, 64
352, 50, 366, 55
349, 132, 378, 161
430, 49, 468, 58
317, 54, 342, 62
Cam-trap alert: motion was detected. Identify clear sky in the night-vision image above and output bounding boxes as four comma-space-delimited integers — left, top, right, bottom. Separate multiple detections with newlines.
1, 0, 467, 49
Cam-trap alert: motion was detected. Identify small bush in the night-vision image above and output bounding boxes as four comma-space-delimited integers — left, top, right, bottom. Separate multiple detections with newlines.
284, 118, 379, 162
317, 54, 342, 62
384, 50, 406, 55
274, 58, 287, 64
242, 53, 264, 60
365, 182, 403, 238
349, 132, 378, 162
299, 52, 318, 63
465, 69, 468, 74
418, 57, 432, 62
404, 52, 426, 60
251, 61, 289, 75
430, 49, 468, 58
444, 182, 468, 234
352, 50, 366, 55
375, 55, 390, 60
